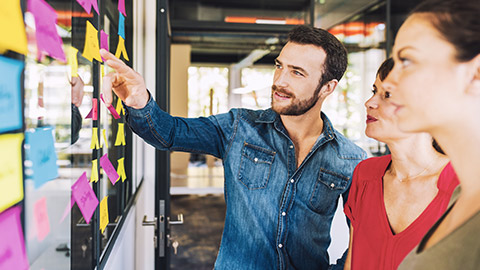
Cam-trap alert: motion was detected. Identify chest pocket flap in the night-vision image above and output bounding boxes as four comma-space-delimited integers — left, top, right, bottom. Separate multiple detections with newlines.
238, 142, 276, 190
309, 169, 349, 213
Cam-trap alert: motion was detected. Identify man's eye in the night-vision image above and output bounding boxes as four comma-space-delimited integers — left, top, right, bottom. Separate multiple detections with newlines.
274, 63, 282, 69
293, 70, 304, 76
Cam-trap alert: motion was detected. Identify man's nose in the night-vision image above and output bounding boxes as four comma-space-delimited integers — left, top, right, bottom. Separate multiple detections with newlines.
273, 69, 288, 88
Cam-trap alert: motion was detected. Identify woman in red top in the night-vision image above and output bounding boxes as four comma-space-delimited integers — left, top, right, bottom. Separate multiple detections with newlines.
343, 58, 459, 270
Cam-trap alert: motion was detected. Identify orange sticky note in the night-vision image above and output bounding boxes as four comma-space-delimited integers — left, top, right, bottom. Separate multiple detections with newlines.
102, 129, 108, 149
68, 47, 79, 77
90, 127, 100, 149
115, 98, 125, 116
90, 159, 98, 182
82, 21, 102, 62
99, 196, 109, 234
0, 0, 28, 55
114, 36, 129, 61
34, 197, 50, 242
117, 157, 126, 182
114, 123, 125, 146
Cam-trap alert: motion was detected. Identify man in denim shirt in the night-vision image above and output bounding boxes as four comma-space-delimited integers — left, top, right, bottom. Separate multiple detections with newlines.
100, 25, 366, 269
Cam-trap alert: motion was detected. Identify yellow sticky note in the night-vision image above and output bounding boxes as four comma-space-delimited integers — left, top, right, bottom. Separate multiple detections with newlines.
100, 64, 105, 84
114, 36, 130, 61
90, 159, 98, 183
117, 157, 126, 182
115, 98, 125, 116
82, 21, 103, 63
102, 129, 108, 149
0, 0, 28, 55
68, 47, 79, 77
90, 128, 100, 149
114, 123, 125, 146
0, 133, 24, 213
99, 196, 109, 234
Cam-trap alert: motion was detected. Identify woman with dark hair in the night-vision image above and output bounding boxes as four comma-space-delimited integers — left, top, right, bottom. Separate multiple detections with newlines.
383, 0, 480, 268
343, 58, 459, 270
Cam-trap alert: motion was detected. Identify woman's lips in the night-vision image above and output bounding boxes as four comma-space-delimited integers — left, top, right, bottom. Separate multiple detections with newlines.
366, 115, 378, 124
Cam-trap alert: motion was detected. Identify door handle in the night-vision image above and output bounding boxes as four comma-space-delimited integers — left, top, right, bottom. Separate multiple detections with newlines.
169, 213, 184, 225
142, 215, 157, 227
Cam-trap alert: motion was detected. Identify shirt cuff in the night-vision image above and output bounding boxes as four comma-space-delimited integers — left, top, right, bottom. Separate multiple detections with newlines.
123, 90, 155, 117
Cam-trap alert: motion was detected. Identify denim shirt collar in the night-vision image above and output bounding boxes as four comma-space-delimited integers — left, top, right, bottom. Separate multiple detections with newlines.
256, 108, 337, 143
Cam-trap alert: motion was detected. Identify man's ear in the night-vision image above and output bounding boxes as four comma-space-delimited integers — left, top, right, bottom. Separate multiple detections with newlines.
319, 79, 338, 99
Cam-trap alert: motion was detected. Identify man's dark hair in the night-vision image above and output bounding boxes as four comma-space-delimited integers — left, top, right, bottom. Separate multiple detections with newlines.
288, 25, 348, 87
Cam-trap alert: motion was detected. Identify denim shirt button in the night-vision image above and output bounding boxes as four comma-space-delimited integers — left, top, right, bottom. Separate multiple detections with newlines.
290, 179, 294, 183
254, 157, 258, 163
278, 244, 283, 248
281, 212, 286, 216
289, 145, 293, 149
330, 183, 335, 188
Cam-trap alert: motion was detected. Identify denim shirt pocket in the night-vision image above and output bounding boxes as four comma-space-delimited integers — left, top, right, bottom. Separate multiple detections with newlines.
309, 169, 349, 214
238, 142, 276, 190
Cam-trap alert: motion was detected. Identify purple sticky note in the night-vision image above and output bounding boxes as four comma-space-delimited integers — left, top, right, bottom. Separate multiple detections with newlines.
71, 172, 99, 224
28, 0, 66, 62
100, 154, 120, 185
118, 0, 126, 17
0, 206, 29, 270
100, 30, 109, 61
34, 197, 50, 242
60, 197, 75, 223
100, 94, 121, 119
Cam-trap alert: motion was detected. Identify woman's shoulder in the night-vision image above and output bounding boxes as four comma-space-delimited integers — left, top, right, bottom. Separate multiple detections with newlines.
353, 154, 391, 181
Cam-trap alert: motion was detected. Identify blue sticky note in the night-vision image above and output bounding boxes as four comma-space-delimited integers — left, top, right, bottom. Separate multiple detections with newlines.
118, 13, 125, 39
25, 127, 59, 188
0, 56, 24, 133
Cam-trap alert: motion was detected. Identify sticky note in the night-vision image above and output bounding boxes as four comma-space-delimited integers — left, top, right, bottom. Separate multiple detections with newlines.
34, 197, 50, 242
102, 129, 108, 149
0, 206, 29, 270
68, 47, 79, 77
100, 154, 119, 185
116, 98, 125, 116
71, 172, 98, 224
0, 133, 24, 213
60, 197, 75, 223
25, 127, 59, 189
85, 98, 98, 120
117, 157, 126, 182
82, 21, 102, 63
100, 30, 109, 61
115, 123, 126, 146
0, 56, 24, 133
28, 0, 67, 62
0, 0, 28, 55
90, 159, 98, 183
118, 13, 125, 39
118, 0, 126, 17
76, 0, 98, 15
90, 128, 100, 150
99, 196, 109, 234
100, 94, 121, 119
115, 36, 129, 61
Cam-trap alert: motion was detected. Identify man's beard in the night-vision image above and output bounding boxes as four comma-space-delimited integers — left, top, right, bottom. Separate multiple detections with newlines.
271, 83, 322, 116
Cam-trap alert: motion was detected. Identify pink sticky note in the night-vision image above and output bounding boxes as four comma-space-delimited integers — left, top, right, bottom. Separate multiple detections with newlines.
100, 154, 120, 185
60, 197, 75, 223
91, 0, 99, 14
28, 0, 67, 62
71, 172, 99, 224
100, 30, 109, 61
100, 94, 121, 119
118, 0, 126, 17
34, 197, 50, 242
85, 98, 98, 120
0, 206, 29, 270
85, 108, 93, 119
76, 0, 92, 14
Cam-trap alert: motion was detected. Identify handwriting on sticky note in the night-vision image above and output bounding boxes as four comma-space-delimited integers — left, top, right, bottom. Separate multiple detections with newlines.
100, 154, 119, 185
117, 157, 127, 182
99, 196, 109, 234
0, 0, 28, 55
25, 127, 59, 188
82, 21, 102, 63
0, 206, 29, 270
90, 159, 98, 183
0, 56, 24, 134
115, 123, 126, 146
28, 0, 67, 62
72, 172, 98, 224
34, 197, 50, 242
0, 133, 24, 213
115, 36, 130, 61
90, 128, 100, 150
